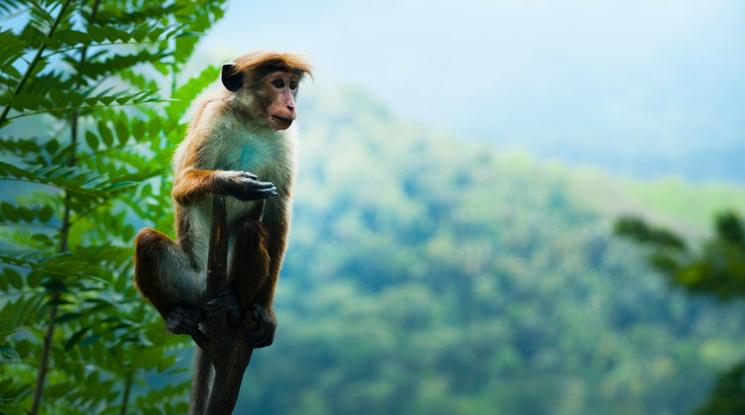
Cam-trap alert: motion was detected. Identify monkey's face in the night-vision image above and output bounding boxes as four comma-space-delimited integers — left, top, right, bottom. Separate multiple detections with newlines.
257, 71, 300, 131
222, 60, 308, 131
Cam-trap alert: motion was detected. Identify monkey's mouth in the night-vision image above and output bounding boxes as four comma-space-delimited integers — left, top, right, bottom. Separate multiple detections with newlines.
270, 115, 293, 129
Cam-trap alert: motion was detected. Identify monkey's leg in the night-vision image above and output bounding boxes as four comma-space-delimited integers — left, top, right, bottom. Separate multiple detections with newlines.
134, 228, 204, 335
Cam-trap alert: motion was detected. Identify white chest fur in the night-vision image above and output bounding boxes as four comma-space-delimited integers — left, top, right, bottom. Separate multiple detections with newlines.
218, 129, 277, 173
215, 129, 293, 177
215, 126, 295, 222
184, 126, 296, 271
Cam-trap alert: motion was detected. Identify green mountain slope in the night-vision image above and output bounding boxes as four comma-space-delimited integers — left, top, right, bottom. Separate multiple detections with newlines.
234, 88, 745, 415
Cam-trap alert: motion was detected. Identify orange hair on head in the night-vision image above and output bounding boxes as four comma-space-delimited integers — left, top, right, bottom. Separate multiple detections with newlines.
232, 51, 312, 78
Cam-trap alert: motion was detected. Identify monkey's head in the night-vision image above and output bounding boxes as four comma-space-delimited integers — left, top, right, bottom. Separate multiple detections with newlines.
222, 52, 312, 131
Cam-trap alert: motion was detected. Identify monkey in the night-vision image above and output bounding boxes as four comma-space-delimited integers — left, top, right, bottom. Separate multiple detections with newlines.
132, 51, 311, 413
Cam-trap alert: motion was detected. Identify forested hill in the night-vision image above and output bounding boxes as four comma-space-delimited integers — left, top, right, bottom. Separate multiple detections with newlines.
233, 87, 745, 414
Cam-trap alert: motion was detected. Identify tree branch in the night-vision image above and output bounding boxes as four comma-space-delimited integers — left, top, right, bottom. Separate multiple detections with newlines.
206, 196, 228, 298
188, 196, 256, 415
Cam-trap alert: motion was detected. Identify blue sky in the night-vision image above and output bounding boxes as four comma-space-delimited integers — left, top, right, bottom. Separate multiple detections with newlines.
197, 2, 743, 130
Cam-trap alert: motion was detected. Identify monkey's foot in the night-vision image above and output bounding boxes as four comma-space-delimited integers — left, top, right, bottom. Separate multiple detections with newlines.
245, 304, 276, 348
205, 288, 242, 326
166, 306, 203, 335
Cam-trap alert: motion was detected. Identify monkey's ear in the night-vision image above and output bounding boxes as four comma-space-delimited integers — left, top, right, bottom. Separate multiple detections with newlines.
221, 64, 243, 92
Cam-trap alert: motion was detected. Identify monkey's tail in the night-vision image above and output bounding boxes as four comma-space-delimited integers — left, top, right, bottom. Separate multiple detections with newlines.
189, 347, 213, 415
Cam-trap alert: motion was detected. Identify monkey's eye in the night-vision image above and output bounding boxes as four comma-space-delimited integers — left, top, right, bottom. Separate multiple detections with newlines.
271, 79, 285, 88
289, 81, 298, 90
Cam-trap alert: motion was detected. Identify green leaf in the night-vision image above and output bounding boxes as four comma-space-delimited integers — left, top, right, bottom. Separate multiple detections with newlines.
18, 207, 34, 222
53, 29, 89, 48
56, 312, 82, 324
49, 89, 68, 107
27, 270, 42, 287
85, 130, 99, 150
115, 117, 129, 145
97, 121, 114, 147
131, 117, 145, 141
0, 344, 19, 361
79, 333, 102, 348
0, 93, 50, 111
5, 268, 22, 289
1, 203, 17, 221
0, 138, 41, 156
65, 327, 91, 350
38, 206, 53, 222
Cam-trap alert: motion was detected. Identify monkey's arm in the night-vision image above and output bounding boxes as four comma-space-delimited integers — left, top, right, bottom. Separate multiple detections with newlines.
172, 169, 278, 206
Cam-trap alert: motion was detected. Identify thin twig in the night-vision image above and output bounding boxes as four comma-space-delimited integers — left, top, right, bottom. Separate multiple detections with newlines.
43, 41, 159, 58
74, 142, 153, 165
118, 370, 133, 415
26, 2, 76, 413
28, 2, 101, 414
0, 222, 56, 228
27, 299, 58, 415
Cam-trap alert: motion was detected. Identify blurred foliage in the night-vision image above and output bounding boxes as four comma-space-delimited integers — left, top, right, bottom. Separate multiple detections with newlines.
616, 212, 745, 415
616, 212, 745, 299
217, 88, 745, 415
694, 362, 745, 415
0, 0, 225, 413
622, 180, 745, 229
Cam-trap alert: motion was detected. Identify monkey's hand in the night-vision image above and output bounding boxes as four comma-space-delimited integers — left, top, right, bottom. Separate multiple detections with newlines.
245, 304, 276, 348
205, 288, 242, 326
165, 306, 203, 336
216, 171, 278, 201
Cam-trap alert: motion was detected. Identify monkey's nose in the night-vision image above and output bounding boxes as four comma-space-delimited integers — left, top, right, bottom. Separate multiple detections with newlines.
286, 104, 295, 111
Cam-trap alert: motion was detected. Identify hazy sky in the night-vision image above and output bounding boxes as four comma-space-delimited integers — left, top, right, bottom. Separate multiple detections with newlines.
193, 1, 745, 182
14, 0, 738, 180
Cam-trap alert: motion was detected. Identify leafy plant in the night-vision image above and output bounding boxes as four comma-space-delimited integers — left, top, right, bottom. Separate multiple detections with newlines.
0, 1, 226, 413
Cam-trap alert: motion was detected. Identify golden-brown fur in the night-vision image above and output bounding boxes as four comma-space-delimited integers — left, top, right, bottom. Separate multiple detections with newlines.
133, 51, 310, 414
134, 52, 310, 316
